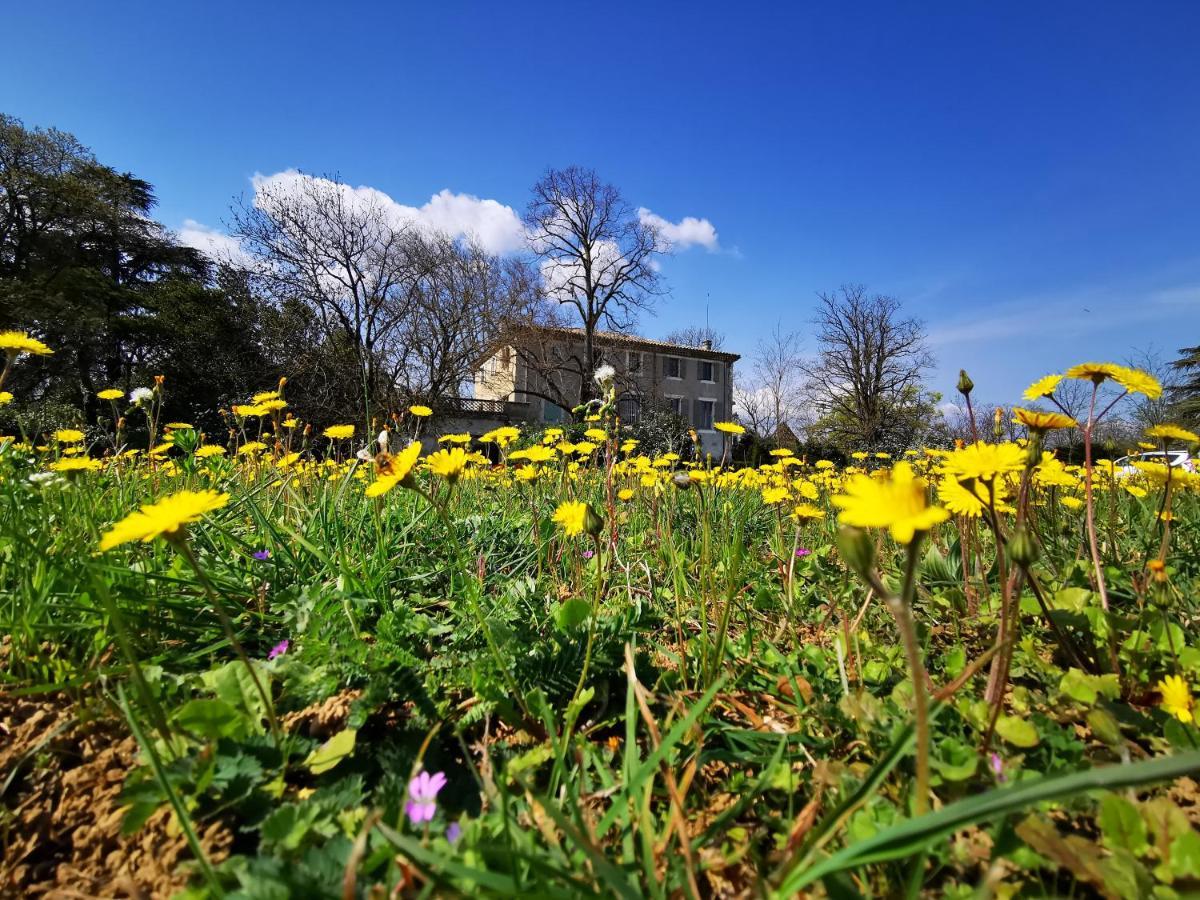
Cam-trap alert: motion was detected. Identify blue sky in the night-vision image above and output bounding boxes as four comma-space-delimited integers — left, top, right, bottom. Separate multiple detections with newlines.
4, 2, 1199, 402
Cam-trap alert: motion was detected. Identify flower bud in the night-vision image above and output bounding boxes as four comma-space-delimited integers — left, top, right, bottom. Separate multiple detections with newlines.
672, 472, 692, 490
584, 503, 604, 537
835, 527, 875, 579
1086, 708, 1123, 747
1006, 526, 1039, 567
957, 370, 974, 397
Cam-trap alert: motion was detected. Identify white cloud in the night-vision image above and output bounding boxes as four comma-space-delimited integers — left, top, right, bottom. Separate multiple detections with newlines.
177, 218, 253, 266
180, 172, 723, 267
637, 207, 720, 252
248, 170, 527, 256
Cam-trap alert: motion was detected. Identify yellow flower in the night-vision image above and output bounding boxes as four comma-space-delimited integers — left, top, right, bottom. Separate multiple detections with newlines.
98, 489, 230, 551
511, 444, 556, 464
584, 428, 608, 441
164, 422, 193, 431
0, 391, 12, 405
482, 426, 520, 447
851, 451, 868, 461
714, 422, 745, 435
252, 390, 280, 403
815, 460, 835, 470
831, 462, 949, 544
1013, 408, 1077, 432
762, 486, 791, 505
573, 441, 598, 456
552, 500, 589, 537
1112, 365, 1162, 399
426, 447, 469, 481
618, 488, 635, 501
1022, 374, 1063, 401
54, 429, 85, 443
791, 503, 824, 520
1158, 675, 1194, 724
97, 388, 123, 401
238, 441, 267, 456
515, 466, 542, 483
195, 445, 226, 458
1065, 362, 1123, 384
323, 424, 355, 440
50, 457, 102, 474
942, 442, 1026, 483
438, 433, 471, 445
937, 475, 1010, 518
232, 403, 269, 418
1060, 495, 1084, 510
261, 399, 288, 412
365, 441, 423, 496
0, 330, 53, 356
770, 448, 794, 458
1146, 424, 1199, 444
409, 404, 432, 417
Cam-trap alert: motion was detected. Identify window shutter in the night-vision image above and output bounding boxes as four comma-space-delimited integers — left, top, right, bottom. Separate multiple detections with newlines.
681, 358, 689, 379
714, 362, 721, 383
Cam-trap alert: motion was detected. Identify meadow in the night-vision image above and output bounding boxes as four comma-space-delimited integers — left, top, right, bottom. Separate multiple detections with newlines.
3, 331, 1200, 898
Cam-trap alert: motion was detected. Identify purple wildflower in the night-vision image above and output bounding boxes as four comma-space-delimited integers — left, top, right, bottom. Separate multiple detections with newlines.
990, 753, 1005, 782
253, 549, 271, 561
405, 770, 447, 824
795, 547, 812, 558
268, 639, 289, 660
445, 821, 462, 844
582, 549, 595, 560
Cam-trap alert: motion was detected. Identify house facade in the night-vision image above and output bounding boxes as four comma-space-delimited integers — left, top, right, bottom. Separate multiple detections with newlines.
473, 326, 740, 457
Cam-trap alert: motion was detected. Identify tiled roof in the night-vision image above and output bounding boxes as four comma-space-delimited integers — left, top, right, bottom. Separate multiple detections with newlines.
513, 325, 740, 362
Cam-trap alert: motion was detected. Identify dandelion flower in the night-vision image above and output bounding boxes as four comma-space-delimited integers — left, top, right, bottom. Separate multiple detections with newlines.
1158, 675, 1194, 724
593, 364, 616, 386
1013, 408, 1077, 432
1022, 375, 1063, 401
0, 391, 11, 405
49, 457, 102, 474
0, 330, 53, 357
1112, 365, 1162, 399
238, 441, 267, 456
770, 448, 794, 457
1065, 362, 1123, 384
98, 489, 230, 551
942, 442, 1026, 483
130, 387, 153, 405
323, 424, 355, 440
426, 447, 469, 482
1146, 424, 1199, 444
791, 503, 824, 520
195, 445, 226, 458
714, 421, 745, 435
438, 433, 471, 445
366, 441, 423, 496
54, 429, 85, 443
831, 462, 949, 544
584, 428, 608, 441
552, 500, 589, 537
762, 486, 791, 505
97, 388, 123, 401
409, 404, 432, 417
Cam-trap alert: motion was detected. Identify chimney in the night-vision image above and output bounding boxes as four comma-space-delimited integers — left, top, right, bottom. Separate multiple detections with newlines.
701, 339, 712, 351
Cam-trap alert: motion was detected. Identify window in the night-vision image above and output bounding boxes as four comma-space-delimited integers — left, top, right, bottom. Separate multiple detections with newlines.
696, 399, 716, 430
618, 397, 641, 422
667, 396, 684, 417
665, 356, 682, 379
543, 400, 565, 423
627, 350, 643, 373
499, 346, 511, 368
699, 360, 714, 382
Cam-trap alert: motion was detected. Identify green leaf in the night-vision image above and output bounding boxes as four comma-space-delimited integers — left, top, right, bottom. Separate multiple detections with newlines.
996, 715, 1040, 748
173, 698, 244, 739
1061, 668, 1121, 705
1099, 793, 1148, 855
1169, 829, 1200, 879
554, 598, 591, 631
304, 728, 356, 775
201, 660, 268, 733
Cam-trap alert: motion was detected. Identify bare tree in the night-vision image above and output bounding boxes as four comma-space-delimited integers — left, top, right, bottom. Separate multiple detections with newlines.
392, 234, 541, 403
231, 172, 414, 414
524, 166, 666, 405
803, 285, 935, 451
733, 323, 807, 441
663, 325, 725, 350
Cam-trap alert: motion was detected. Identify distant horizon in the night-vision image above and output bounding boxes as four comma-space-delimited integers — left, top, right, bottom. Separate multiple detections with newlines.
5, 2, 1198, 406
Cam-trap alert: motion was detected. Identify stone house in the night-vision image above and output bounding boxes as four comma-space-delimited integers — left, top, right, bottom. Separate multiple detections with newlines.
472, 325, 740, 457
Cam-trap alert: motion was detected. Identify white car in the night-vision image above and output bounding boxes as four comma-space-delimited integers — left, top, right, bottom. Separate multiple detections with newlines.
1113, 449, 1196, 478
